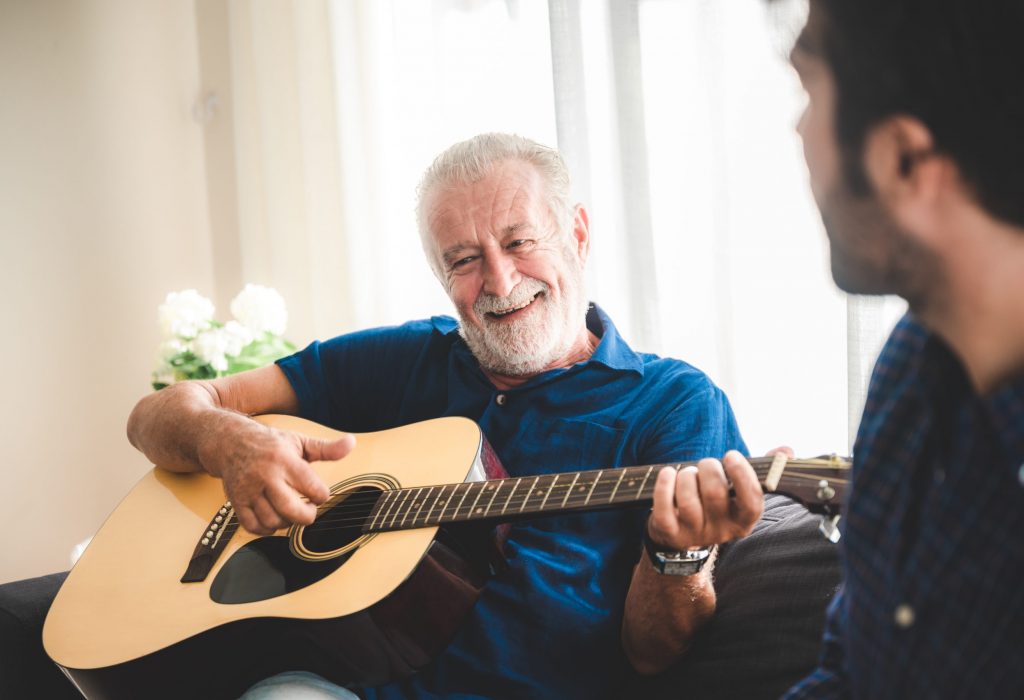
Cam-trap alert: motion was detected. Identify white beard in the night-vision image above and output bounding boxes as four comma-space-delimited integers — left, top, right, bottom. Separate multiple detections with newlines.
457, 256, 589, 377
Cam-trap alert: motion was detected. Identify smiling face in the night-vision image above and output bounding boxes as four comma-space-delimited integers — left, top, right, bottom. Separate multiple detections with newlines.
422, 159, 591, 377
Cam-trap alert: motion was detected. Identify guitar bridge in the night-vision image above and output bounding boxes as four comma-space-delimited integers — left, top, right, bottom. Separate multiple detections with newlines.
180, 501, 239, 583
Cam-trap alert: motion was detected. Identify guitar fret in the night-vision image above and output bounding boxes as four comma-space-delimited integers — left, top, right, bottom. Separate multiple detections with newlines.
519, 476, 540, 513
400, 488, 423, 528
539, 474, 560, 511
483, 480, 504, 516
369, 491, 394, 531
584, 470, 604, 505
424, 484, 449, 525
467, 482, 488, 519
560, 472, 581, 508
413, 486, 435, 526
436, 484, 455, 523
390, 488, 414, 529
452, 482, 473, 521
501, 478, 521, 514
608, 469, 627, 503
637, 465, 655, 499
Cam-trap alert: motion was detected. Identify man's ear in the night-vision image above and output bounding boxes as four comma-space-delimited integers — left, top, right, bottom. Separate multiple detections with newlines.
863, 115, 948, 227
572, 204, 591, 264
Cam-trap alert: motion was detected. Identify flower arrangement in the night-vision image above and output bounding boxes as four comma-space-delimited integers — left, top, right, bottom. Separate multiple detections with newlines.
152, 284, 296, 390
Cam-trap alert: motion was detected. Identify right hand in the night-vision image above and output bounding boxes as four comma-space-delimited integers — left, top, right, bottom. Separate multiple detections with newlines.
199, 422, 356, 535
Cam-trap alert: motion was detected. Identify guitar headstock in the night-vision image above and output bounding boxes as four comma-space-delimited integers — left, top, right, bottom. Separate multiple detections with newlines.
754, 454, 851, 515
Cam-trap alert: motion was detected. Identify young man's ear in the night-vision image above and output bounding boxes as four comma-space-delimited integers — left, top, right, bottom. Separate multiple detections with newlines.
864, 116, 945, 198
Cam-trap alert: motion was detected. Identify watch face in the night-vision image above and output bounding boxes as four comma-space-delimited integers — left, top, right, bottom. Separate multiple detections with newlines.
652, 547, 712, 575
661, 558, 705, 576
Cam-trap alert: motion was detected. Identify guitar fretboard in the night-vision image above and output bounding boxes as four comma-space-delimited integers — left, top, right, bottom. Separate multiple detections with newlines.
366, 465, 663, 532
363, 455, 851, 533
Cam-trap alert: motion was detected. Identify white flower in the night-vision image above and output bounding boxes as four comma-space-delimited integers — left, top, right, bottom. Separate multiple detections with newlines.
158, 338, 189, 361
230, 284, 288, 336
159, 289, 214, 339
192, 328, 230, 372
222, 320, 254, 357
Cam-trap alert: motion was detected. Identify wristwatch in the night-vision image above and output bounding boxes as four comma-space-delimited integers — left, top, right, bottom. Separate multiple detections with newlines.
643, 528, 715, 576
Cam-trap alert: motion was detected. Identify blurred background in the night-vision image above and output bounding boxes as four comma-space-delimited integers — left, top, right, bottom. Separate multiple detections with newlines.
0, 0, 903, 583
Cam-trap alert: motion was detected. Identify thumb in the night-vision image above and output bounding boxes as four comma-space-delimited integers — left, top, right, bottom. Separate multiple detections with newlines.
303, 433, 357, 463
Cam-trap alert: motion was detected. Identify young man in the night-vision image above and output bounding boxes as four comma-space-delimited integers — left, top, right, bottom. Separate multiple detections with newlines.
783, 1, 1024, 696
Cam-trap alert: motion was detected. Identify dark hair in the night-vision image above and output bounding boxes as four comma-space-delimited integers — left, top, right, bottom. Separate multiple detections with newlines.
815, 0, 1024, 227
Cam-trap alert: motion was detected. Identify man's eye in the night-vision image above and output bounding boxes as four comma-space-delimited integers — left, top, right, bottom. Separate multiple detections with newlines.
508, 239, 529, 249
452, 256, 477, 268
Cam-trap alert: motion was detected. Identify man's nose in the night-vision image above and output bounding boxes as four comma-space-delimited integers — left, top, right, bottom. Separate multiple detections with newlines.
481, 253, 521, 298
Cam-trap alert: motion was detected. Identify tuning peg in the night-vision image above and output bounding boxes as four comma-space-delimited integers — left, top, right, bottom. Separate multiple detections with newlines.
819, 514, 841, 543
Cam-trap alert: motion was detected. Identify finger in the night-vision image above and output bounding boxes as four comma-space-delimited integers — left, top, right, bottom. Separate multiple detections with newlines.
648, 467, 680, 546
234, 504, 265, 535
286, 459, 330, 505
303, 434, 357, 463
696, 457, 731, 527
723, 450, 764, 531
672, 465, 703, 537
251, 493, 288, 533
765, 445, 795, 458
265, 479, 319, 526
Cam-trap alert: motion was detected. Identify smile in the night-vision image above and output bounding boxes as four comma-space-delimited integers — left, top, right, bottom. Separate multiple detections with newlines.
485, 292, 542, 320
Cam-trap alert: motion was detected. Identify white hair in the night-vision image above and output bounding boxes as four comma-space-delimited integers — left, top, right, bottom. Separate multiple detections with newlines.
415, 133, 574, 259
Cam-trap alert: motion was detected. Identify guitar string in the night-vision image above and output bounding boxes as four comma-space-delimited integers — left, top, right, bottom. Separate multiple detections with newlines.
280, 464, 852, 529
236, 467, 849, 534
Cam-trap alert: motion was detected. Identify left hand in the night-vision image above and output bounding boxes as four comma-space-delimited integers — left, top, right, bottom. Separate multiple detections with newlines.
647, 450, 765, 551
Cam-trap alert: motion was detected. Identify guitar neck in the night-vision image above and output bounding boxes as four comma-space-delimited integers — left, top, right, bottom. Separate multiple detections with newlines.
364, 456, 850, 533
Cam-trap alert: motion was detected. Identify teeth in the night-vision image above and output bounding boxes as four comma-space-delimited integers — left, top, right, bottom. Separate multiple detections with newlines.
490, 294, 536, 316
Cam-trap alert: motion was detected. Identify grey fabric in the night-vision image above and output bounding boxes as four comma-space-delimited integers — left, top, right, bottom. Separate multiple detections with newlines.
631, 494, 842, 700
0, 571, 80, 699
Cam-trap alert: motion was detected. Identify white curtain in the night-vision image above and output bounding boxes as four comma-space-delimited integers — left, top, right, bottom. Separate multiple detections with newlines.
219, 0, 905, 456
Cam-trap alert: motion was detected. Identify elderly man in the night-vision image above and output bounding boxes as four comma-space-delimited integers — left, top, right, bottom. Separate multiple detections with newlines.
781, 0, 1024, 697
0, 134, 762, 699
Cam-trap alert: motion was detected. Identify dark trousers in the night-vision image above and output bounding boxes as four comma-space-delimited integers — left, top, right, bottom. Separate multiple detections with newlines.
0, 572, 81, 699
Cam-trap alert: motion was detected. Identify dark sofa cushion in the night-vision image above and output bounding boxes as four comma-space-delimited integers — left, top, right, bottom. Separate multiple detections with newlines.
630, 494, 842, 700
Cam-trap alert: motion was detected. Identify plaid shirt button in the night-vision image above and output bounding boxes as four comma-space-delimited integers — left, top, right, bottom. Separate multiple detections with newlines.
894, 604, 915, 629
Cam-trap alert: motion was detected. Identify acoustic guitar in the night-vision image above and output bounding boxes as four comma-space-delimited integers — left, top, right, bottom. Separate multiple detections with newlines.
43, 414, 849, 699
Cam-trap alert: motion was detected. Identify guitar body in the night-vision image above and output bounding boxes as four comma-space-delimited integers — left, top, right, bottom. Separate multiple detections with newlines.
43, 415, 502, 700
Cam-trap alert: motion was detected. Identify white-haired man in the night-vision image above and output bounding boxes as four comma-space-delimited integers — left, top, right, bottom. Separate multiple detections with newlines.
0, 133, 763, 699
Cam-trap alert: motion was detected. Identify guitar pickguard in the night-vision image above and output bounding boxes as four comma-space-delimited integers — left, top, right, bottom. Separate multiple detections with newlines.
210, 536, 352, 604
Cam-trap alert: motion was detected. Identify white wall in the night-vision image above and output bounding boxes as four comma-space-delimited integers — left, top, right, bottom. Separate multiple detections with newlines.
0, 0, 215, 582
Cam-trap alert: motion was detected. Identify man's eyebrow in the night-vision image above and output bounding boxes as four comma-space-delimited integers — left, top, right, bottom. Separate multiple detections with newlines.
441, 243, 472, 263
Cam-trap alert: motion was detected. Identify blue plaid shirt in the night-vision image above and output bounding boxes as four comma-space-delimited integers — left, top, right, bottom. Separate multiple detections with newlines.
785, 314, 1024, 699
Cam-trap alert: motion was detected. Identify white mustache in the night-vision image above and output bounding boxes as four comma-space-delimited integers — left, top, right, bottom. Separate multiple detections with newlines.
474, 279, 549, 317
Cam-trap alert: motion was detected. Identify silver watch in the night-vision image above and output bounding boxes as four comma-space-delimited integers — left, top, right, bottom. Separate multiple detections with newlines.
644, 529, 714, 576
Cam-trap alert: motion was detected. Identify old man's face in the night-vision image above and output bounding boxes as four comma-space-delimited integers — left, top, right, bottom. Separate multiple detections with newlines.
423, 159, 590, 376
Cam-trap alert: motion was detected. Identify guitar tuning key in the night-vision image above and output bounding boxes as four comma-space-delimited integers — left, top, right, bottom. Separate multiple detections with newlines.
819, 514, 841, 543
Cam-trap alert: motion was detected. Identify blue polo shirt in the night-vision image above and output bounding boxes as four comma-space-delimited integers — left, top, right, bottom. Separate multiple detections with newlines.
277, 305, 746, 700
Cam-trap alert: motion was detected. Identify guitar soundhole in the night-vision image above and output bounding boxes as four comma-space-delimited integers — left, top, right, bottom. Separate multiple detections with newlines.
299, 486, 383, 555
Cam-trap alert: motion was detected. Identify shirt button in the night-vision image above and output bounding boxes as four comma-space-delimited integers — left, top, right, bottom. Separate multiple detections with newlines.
894, 604, 915, 628
495, 394, 507, 406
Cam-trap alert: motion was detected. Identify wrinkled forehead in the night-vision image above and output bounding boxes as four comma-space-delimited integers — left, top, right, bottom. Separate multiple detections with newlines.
422, 160, 551, 239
